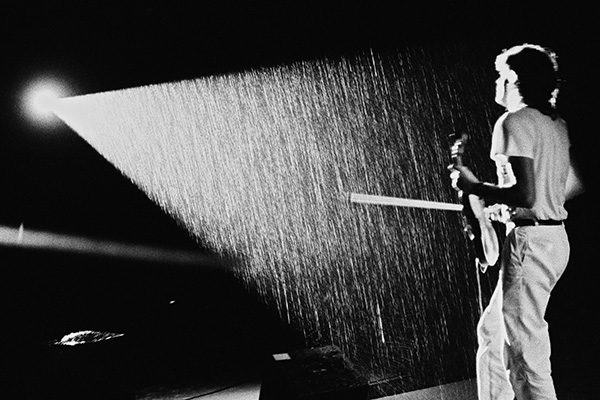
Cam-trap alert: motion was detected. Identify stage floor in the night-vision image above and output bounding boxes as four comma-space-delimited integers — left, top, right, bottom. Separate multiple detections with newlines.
134, 376, 597, 400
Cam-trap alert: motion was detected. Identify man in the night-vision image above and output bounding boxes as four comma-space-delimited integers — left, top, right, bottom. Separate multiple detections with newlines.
451, 44, 584, 400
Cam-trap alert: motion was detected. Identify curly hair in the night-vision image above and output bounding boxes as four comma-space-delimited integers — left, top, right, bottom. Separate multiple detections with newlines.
495, 44, 560, 118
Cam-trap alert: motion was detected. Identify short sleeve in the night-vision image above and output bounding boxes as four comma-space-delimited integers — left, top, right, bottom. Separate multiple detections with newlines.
490, 112, 534, 161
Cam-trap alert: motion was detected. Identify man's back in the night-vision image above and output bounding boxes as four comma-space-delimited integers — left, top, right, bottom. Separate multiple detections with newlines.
491, 106, 570, 220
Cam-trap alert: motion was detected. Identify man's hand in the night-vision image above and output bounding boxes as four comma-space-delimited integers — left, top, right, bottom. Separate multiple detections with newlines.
449, 165, 481, 194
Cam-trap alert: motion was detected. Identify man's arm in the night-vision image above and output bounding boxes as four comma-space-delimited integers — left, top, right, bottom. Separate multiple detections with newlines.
453, 156, 535, 208
475, 156, 535, 207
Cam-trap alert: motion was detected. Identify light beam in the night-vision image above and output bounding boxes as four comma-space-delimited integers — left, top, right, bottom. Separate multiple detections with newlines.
0, 224, 215, 266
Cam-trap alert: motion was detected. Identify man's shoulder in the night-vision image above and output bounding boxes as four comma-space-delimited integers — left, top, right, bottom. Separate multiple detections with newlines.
494, 108, 527, 123
505, 107, 531, 120
506, 107, 568, 130
501, 107, 538, 130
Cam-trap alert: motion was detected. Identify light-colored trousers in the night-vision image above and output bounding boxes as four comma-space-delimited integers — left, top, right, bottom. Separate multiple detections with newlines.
476, 225, 569, 400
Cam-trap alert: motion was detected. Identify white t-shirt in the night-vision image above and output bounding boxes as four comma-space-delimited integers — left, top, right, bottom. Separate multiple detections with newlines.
490, 106, 570, 221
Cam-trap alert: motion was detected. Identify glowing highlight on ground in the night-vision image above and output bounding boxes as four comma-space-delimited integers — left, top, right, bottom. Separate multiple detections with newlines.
53, 330, 125, 346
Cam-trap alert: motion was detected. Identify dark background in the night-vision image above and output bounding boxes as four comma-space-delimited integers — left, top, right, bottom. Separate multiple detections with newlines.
1, 2, 597, 243
1, 2, 598, 398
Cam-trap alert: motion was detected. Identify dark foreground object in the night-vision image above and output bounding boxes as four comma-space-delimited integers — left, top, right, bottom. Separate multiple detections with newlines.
259, 345, 369, 400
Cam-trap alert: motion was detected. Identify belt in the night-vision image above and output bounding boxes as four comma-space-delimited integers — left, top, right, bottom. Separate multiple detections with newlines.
512, 219, 563, 227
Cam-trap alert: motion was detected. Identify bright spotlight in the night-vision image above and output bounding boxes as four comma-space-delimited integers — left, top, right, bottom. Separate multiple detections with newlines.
21, 79, 70, 127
